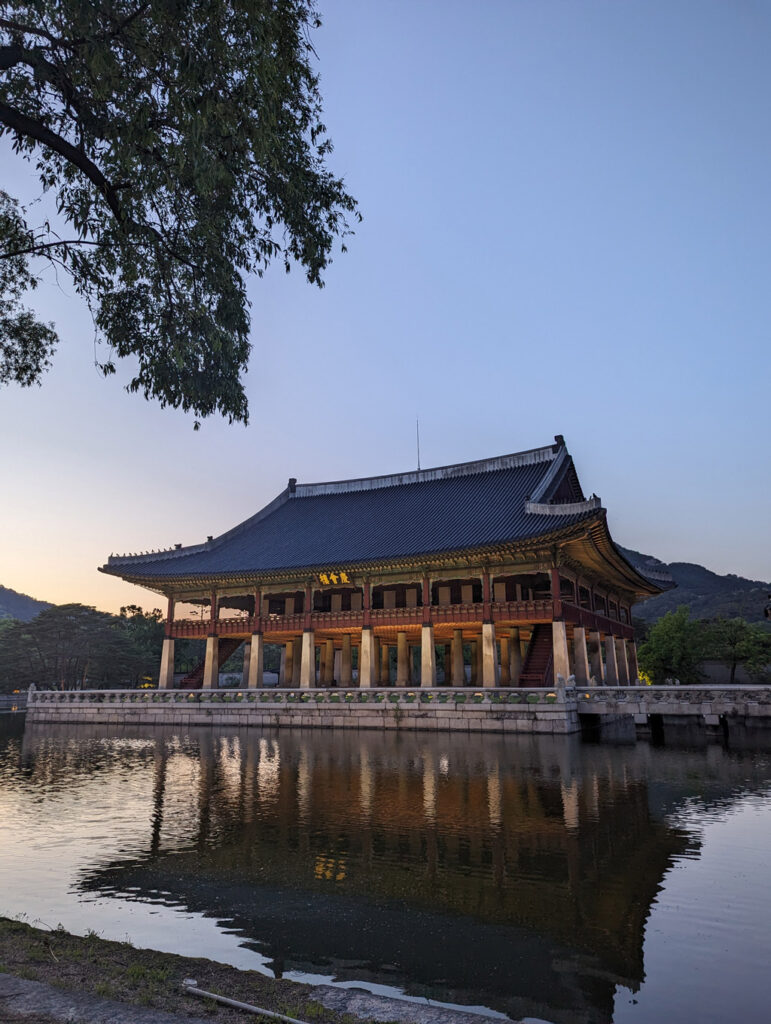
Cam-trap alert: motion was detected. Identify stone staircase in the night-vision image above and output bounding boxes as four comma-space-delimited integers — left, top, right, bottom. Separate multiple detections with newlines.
178, 637, 243, 689
520, 624, 554, 686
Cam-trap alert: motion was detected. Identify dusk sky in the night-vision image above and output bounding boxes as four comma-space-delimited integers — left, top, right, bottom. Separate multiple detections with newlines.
1, 0, 770, 614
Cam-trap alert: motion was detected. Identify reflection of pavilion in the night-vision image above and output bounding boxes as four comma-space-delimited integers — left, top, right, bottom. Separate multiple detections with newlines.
23, 726, 696, 1024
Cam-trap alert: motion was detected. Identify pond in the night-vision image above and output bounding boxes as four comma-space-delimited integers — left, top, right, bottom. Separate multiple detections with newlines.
1, 716, 770, 1024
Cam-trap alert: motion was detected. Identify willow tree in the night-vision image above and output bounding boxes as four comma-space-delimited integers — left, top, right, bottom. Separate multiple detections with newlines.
0, 1, 358, 423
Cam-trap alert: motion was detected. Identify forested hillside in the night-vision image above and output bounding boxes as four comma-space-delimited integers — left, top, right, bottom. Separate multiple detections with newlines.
0, 586, 50, 622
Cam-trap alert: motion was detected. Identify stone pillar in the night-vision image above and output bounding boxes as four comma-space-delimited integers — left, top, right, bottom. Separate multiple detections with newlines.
589, 631, 604, 683
380, 642, 390, 685
452, 629, 465, 687
552, 620, 571, 685
292, 637, 302, 686
499, 634, 511, 685
202, 636, 219, 689
359, 627, 376, 688
605, 634, 619, 686
242, 641, 251, 688
573, 627, 590, 686
627, 640, 640, 683
510, 627, 523, 685
284, 640, 295, 686
158, 637, 175, 689
421, 625, 437, 687
396, 632, 409, 687
248, 633, 264, 689
470, 641, 478, 685
615, 637, 630, 686
324, 638, 335, 684
481, 622, 499, 687
341, 634, 353, 687
300, 631, 315, 688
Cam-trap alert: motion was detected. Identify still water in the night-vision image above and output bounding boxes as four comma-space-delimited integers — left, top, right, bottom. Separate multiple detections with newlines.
1, 716, 770, 1024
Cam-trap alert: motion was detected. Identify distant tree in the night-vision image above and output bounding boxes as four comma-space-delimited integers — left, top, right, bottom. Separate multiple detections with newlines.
702, 618, 771, 684
638, 606, 706, 685
0, 1, 358, 424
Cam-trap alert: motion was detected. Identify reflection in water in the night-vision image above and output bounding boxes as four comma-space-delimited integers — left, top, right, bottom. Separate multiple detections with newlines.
1, 719, 771, 1024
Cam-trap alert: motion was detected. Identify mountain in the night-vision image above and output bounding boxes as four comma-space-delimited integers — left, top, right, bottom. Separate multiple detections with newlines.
0, 586, 51, 622
620, 548, 771, 624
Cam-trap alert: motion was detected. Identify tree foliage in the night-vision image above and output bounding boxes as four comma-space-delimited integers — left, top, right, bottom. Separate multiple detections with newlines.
0, 1, 358, 423
638, 607, 706, 685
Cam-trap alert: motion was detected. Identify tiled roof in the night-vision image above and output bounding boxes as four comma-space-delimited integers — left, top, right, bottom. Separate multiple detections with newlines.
102, 439, 603, 581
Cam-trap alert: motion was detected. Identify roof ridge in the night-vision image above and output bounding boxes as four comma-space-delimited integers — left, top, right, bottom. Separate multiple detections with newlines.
294, 443, 559, 498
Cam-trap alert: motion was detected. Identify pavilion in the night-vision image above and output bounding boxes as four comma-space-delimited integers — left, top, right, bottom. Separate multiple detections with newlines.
100, 436, 670, 690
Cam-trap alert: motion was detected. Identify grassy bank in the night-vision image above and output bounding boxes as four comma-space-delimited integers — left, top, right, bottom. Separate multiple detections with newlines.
0, 916, 384, 1024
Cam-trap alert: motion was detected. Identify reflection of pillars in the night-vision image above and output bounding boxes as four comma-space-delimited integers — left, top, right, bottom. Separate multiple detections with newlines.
422, 756, 437, 821
499, 634, 511, 685
202, 636, 219, 689
552, 620, 571, 684
300, 630, 315, 687
487, 768, 502, 827
573, 627, 590, 686
616, 637, 630, 686
380, 642, 390, 685
341, 634, 352, 687
359, 627, 375, 687
561, 779, 580, 831
589, 631, 604, 683
284, 640, 295, 685
482, 622, 499, 687
158, 637, 174, 689
470, 641, 478, 684
605, 635, 619, 685
397, 632, 409, 686
421, 625, 437, 687
627, 640, 640, 683
292, 637, 302, 686
296, 748, 310, 821
149, 739, 168, 857
197, 731, 215, 849
510, 627, 522, 685
324, 638, 335, 684
359, 745, 373, 816
248, 633, 263, 688
242, 642, 251, 688
452, 629, 464, 687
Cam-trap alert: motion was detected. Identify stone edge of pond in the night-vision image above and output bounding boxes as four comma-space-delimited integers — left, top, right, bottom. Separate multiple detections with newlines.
0, 918, 519, 1024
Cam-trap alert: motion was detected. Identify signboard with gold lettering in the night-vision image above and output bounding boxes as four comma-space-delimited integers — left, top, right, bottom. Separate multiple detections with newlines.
317, 570, 352, 586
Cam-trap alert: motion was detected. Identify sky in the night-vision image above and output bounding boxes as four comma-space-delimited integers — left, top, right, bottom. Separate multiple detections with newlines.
1, 0, 770, 613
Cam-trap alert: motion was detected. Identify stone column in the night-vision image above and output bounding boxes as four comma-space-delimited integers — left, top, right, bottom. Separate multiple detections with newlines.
202, 636, 219, 689
341, 634, 353, 687
372, 636, 380, 683
397, 632, 409, 687
359, 627, 376, 688
158, 637, 175, 689
292, 637, 302, 686
300, 630, 315, 688
573, 627, 591, 686
452, 630, 464, 687
615, 637, 630, 686
509, 627, 523, 685
248, 633, 264, 689
552, 620, 571, 685
627, 640, 640, 684
588, 631, 604, 684
284, 640, 295, 686
421, 625, 437, 687
470, 641, 478, 685
481, 622, 499, 687
380, 642, 390, 685
242, 641, 251, 688
324, 638, 335, 685
499, 634, 511, 685
605, 635, 619, 686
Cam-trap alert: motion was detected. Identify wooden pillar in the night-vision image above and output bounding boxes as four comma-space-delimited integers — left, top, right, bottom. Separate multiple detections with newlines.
510, 627, 522, 685
452, 629, 464, 687
300, 630, 315, 688
481, 622, 499, 687
158, 637, 174, 689
165, 596, 175, 634
421, 624, 437, 687
499, 633, 511, 685
397, 632, 409, 687
573, 627, 590, 686
209, 590, 217, 629
605, 634, 619, 686
341, 634, 353, 687
248, 633, 264, 689
202, 635, 219, 689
